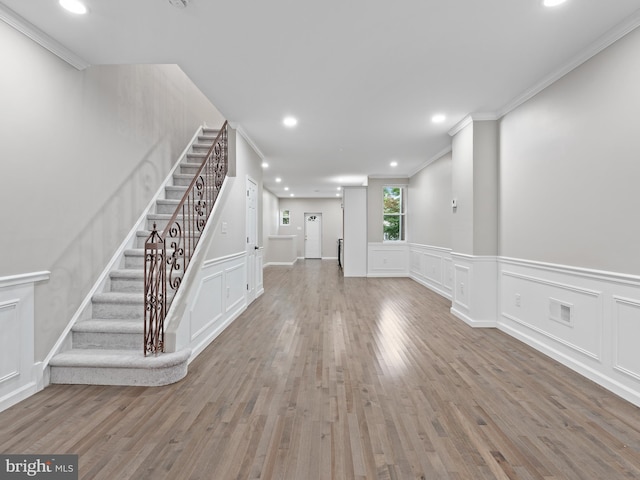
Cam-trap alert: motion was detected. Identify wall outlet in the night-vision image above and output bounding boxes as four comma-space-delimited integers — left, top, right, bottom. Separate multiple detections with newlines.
459, 282, 465, 295
515, 293, 521, 307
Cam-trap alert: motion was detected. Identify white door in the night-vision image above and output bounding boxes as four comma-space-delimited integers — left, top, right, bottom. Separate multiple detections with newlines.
304, 213, 322, 259
246, 177, 258, 302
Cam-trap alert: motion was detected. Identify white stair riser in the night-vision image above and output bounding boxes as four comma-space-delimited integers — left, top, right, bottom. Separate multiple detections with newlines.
110, 277, 144, 293
156, 202, 179, 214
191, 144, 213, 153
50, 363, 188, 386
111, 276, 180, 294
165, 187, 188, 200
73, 331, 141, 350
93, 301, 143, 319
173, 174, 203, 187
180, 163, 202, 176
124, 253, 144, 269
198, 134, 218, 142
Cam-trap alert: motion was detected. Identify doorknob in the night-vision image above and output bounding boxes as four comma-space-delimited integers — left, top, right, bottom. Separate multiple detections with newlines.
254, 246, 259, 250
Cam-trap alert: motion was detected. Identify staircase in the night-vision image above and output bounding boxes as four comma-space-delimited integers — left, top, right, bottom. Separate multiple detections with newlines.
49, 127, 222, 386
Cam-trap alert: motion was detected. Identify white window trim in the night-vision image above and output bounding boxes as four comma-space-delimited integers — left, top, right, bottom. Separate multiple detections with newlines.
382, 185, 407, 242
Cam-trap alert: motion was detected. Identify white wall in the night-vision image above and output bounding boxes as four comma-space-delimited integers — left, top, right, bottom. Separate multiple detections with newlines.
408, 152, 452, 248
343, 187, 368, 277
0, 20, 225, 361
205, 133, 263, 260
262, 189, 280, 242
277, 198, 343, 259
451, 124, 474, 255
472, 120, 498, 256
500, 25, 640, 275
495, 23, 640, 406
404, 25, 640, 406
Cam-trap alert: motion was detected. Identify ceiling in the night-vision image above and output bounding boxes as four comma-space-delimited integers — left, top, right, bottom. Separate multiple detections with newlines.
3, 0, 640, 198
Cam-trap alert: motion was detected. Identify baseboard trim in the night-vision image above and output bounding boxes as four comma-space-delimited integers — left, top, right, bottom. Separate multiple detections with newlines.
451, 306, 497, 328
0, 381, 37, 413
499, 321, 640, 408
264, 260, 297, 267
410, 274, 452, 300
189, 303, 247, 363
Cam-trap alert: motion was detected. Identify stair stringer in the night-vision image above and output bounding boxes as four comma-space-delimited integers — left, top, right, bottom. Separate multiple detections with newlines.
41, 126, 206, 387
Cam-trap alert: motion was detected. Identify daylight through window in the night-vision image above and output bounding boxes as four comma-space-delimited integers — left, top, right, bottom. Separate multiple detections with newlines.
281, 209, 290, 225
383, 186, 405, 241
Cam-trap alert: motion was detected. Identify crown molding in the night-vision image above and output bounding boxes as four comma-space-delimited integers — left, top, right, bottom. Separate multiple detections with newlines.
367, 174, 410, 180
409, 145, 452, 178
497, 8, 640, 118
229, 122, 266, 160
0, 3, 89, 70
448, 115, 472, 137
447, 113, 498, 137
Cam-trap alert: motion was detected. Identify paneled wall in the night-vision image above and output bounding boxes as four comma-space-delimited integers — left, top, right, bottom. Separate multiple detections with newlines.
0, 272, 48, 411
498, 258, 640, 406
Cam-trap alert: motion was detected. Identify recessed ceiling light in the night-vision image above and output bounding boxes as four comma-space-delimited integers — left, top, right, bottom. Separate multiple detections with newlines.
337, 187, 341, 191
59, 0, 88, 14
336, 193, 341, 197
390, 161, 398, 167
284, 187, 289, 191
432, 114, 446, 123
283, 116, 298, 127
290, 193, 295, 197
261, 162, 269, 168
275, 177, 282, 183
543, 0, 567, 6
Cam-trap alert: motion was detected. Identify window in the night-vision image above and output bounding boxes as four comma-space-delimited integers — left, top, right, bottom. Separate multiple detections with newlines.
383, 186, 405, 241
280, 209, 290, 225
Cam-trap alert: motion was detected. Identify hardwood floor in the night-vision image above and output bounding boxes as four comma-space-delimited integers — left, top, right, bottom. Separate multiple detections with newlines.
2, 259, 640, 479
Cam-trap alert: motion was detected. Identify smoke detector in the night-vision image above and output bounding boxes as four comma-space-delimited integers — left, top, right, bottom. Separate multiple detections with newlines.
168, 0, 188, 8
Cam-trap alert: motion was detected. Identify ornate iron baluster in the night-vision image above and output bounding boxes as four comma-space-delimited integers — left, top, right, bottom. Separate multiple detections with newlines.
143, 122, 228, 355
144, 223, 166, 355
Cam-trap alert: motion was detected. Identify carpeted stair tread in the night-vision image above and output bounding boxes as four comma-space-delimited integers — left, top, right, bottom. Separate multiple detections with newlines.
50, 348, 191, 369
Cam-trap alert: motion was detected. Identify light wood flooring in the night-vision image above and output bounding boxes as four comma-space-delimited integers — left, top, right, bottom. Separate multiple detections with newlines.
2, 260, 640, 479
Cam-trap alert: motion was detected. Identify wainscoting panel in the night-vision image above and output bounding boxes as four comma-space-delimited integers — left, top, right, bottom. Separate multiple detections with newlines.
498, 257, 640, 407
501, 270, 602, 361
613, 296, 640, 383
190, 273, 224, 341
367, 243, 409, 277
177, 252, 248, 361
449, 253, 497, 328
408, 244, 452, 299
225, 262, 246, 315
256, 248, 264, 297
0, 271, 49, 413
453, 264, 470, 312
0, 299, 20, 384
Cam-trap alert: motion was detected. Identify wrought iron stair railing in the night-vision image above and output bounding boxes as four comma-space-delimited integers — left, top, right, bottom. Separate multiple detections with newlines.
144, 122, 228, 355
